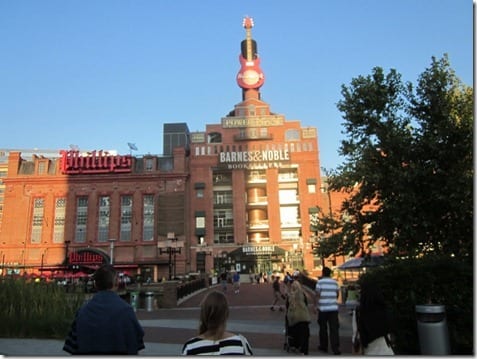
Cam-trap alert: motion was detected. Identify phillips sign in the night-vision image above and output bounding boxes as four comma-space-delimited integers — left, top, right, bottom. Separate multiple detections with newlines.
60, 150, 132, 174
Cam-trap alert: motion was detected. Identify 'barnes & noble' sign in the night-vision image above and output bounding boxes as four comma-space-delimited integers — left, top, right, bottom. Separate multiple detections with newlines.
218, 149, 290, 169
242, 245, 275, 255
60, 150, 132, 174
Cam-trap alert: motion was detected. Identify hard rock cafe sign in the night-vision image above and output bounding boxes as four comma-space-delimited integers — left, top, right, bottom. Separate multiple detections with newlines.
236, 17, 265, 90
60, 150, 132, 175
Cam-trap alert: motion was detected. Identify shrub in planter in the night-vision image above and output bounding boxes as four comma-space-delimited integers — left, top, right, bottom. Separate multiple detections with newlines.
0, 278, 85, 339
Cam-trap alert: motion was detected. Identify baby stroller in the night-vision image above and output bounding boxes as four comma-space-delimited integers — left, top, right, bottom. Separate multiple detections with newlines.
283, 315, 299, 352
283, 315, 311, 353
283, 295, 311, 354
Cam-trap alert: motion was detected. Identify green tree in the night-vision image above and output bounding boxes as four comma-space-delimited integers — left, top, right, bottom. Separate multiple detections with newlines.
311, 205, 343, 259
325, 55, 473, 259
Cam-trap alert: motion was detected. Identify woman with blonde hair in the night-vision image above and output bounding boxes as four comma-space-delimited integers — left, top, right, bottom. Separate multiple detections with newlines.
181, 290, 253, 355
285, 280, 313, 355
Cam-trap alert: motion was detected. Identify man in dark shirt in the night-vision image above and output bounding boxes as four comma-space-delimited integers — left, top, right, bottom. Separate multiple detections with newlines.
220, 271, 228, 292
63, 264, 145, 355
270, 276, 285, 311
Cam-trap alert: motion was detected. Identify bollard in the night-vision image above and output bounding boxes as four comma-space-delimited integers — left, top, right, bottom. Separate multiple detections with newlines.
415, 304, 450, 354
130, 291, 139, 312
145, 291, 155, 312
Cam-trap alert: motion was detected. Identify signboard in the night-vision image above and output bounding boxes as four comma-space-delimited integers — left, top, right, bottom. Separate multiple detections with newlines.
221, 115, 285, 128
60, 150, 132, 175
190, 132, 206, 143
218, 149, 290, 169
302, 127, 317, 138
242, 245, 275, 255
69, 249, 108, 265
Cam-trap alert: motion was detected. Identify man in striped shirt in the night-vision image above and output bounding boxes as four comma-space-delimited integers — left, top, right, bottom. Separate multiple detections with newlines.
315, 267, 341, 355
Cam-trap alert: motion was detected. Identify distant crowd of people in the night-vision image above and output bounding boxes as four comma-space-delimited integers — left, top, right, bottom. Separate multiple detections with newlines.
61, 265, 394, 356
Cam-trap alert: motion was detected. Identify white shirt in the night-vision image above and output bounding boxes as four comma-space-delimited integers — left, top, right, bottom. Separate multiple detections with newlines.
181, 334, 253, 355
315, 277, 339, 312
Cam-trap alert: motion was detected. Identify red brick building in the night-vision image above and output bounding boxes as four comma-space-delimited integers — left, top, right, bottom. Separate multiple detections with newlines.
186, 17, 327, 276
0, 17, 340, 280
0, 145, 190, 280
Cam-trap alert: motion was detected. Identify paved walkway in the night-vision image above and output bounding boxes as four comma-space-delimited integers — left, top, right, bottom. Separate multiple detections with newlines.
0, 281, 353, 356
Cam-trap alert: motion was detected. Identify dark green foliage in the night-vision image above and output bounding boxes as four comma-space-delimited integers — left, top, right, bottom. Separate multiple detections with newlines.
358, 256, 473, 354
319, 54, 473, 259
330, 55, 474, 354
308, 54, 473, 354
0, 278, 85, 338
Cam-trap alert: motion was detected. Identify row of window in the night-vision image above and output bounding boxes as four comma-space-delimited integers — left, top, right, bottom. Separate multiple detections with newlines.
194, 141, 315, 156
194, 169, 312, 244
74, 195, 155, 243
14, 156, 177, 177
28, 195, 155, 244
196, 173, 317, 199
31, 198, 65, 244
207, 129, 306, 144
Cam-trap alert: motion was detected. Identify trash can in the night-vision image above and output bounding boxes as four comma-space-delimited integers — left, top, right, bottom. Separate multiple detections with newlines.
145, 291, 155, 312
415, 304, 450, 354
130, 291, 139, 312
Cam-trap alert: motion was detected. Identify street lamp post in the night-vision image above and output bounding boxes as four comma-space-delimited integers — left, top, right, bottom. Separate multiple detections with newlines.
292, 243, 298, 269
40, 247, 48, 276
21, 241, 26, 275
222, 253, 227, 272
157, 233, 184, 280
173, 242, 178, 279
196, 244, 213, 273
109, 238, 117, 265
64, 240, 70, 266
1, 252, 4, 277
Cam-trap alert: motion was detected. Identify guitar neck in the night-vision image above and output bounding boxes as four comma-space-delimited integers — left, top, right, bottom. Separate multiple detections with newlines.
245, 28, 253, 62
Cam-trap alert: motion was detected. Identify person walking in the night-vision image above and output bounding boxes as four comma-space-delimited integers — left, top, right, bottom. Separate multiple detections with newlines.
345, 283, 359, 314
315, 267, 341, 355
285, 281, 312, 355
63, 264, 145, 355
232, 271, 240, 294
270, 275, 285, 311
181, 290, 253, 355
284, 271, 293, 285
220, 271, 228, 293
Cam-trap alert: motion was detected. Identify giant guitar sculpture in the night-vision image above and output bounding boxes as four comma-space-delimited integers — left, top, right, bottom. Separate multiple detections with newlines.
236, 17, 265, 89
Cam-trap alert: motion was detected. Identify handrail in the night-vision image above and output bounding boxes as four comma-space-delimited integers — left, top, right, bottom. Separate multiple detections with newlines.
176, 278, 207, 302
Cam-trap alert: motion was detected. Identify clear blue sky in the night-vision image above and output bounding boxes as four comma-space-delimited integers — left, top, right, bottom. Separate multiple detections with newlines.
0, 0, 473, 170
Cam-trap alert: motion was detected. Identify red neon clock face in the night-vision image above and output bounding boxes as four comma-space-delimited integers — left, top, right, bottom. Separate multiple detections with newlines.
237, 69, 264, 88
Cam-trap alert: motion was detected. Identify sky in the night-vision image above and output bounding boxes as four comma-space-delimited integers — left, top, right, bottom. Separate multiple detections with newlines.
0, 0, 473, 170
